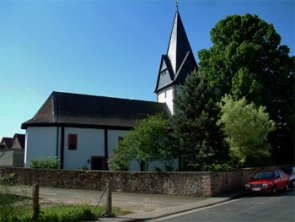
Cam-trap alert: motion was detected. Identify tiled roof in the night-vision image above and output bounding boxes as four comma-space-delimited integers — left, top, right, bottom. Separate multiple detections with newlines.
22, 91, 170, 129
155, 10, 197, 93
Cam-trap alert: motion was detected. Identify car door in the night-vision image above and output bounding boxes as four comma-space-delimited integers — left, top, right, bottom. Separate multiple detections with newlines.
277, 170, 288, 189
278, 170, 288, 188
274, 170, 283, 189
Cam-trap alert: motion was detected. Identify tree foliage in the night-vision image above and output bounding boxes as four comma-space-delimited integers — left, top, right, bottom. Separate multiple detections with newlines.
108, 114, 173, 171
218, 95, 276, 165
198, 14, 294, 164
172, 70, 226, 171
29, 156, 59, 169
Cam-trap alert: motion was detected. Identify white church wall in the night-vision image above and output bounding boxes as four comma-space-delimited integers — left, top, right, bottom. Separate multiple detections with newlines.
107, 130, 129, 157
63, 127, 104, 170
157, 86, 174, 115
24, 127, 58, 167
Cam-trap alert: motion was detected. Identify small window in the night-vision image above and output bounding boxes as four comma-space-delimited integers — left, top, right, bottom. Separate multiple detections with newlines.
68, 134, 77, 150
161, 69, 167, 76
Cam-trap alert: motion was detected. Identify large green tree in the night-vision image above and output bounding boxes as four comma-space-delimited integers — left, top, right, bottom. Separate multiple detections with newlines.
218, 95, 276, 166
108, 114, 174, 171
198, 14, 295, 164
172, 70, 226, 171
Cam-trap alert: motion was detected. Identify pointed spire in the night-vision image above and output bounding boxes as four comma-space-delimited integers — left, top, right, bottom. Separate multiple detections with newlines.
166, 9, 196, 79
155, 8, 197, 93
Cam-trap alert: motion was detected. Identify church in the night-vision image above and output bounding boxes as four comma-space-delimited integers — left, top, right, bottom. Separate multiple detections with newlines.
21, 8, 197, 171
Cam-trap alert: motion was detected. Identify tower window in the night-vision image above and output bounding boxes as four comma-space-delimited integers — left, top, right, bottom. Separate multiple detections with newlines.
161, 69, 167, 76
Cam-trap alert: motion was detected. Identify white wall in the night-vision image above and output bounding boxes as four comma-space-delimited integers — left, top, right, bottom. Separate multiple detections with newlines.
157, 86, 174, 115
63, 128, 104, 170
0, 150, 13, 166
107, 130, 129, 157
25, 127, 58, 167
25, 126, 179, 171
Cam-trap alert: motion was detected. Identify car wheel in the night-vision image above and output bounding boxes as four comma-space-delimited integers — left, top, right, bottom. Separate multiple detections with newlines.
272, 186, 277, 195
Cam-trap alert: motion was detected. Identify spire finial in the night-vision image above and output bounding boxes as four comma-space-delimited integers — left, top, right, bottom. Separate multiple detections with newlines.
176, 0, 179, 11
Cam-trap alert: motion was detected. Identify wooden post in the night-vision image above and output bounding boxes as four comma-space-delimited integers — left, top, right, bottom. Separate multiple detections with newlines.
106, 180, 112, 216
32, 183, 40, 222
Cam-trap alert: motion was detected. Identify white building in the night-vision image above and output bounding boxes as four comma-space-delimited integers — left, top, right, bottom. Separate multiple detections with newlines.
22, 92, 170, 170
21, 8, 197, 170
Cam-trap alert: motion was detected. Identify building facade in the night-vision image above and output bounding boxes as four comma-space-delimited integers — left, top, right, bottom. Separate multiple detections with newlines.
22, 92, 170, 170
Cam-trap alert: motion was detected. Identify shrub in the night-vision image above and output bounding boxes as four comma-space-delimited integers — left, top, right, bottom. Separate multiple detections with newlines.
30, 156, 59, 169
0, 181, 24, 222
0, 173, 16, 186
18, 205, 96, 222
205, 163, 234, 172
80, 164, 89, 170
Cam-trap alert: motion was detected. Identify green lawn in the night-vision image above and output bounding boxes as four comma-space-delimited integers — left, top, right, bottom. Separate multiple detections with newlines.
0, 192, 129, 222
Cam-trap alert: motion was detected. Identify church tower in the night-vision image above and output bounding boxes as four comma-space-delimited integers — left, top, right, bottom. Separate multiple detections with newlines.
154, 7, 197, 114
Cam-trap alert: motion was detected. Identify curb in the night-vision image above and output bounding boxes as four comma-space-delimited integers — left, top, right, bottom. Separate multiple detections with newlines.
99, 190, 245, 222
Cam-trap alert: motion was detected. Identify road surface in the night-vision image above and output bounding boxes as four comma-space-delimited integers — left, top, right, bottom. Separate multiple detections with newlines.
154, 190, 295, 222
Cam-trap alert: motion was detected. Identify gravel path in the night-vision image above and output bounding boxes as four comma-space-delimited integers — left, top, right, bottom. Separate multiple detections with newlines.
9, 185, 204, 214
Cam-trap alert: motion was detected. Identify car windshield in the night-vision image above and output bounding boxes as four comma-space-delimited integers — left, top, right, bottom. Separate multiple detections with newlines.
253, 171, 275, 179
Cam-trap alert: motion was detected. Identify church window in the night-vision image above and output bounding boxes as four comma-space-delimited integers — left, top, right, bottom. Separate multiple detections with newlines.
68, 134, 77, 150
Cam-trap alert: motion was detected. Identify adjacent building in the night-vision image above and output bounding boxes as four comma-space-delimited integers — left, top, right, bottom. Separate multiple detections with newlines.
0, 134, 25, 167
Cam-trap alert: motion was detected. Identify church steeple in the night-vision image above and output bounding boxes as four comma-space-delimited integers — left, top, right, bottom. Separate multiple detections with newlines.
155, 8, 197, 114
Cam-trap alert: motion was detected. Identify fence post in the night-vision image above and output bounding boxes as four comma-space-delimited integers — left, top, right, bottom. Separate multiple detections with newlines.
32, 183, 40, 222
106, 180, 112, 216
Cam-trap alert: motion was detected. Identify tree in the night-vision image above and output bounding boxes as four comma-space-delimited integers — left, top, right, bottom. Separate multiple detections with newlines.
108, 114, 173, 171
198, 14, 295, 164
218, 95, 276, 166
172, 70, 226, 171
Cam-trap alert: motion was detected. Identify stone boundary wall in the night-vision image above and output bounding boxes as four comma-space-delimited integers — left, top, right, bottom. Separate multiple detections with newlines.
0, 167, 262, 196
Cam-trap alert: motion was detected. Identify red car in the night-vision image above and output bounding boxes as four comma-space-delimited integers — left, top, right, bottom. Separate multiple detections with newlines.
245, 169, 290, 194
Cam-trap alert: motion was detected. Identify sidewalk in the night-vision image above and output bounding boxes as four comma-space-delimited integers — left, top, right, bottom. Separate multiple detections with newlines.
99, 190, 244, 222
10, 186, 243, 222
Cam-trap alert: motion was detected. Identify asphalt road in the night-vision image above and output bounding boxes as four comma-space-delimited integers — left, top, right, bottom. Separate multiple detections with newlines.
154, 190, 295, 222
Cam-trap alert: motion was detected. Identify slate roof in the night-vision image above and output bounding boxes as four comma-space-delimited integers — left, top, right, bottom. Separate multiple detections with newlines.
155, 10, 197, 93
11, 134, 25, 149
0, 137, 12, 148
22, 91, 170, 129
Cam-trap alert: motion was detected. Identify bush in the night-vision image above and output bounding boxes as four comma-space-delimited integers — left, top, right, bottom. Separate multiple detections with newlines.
30, 156, 59, 169
0, 179, 23, 222
0, 173, 16, 186
18, 205, 96, 222
205, 163, 234, 172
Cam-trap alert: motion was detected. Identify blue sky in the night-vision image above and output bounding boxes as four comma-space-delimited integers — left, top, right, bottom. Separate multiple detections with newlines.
0, 0, 294, 138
